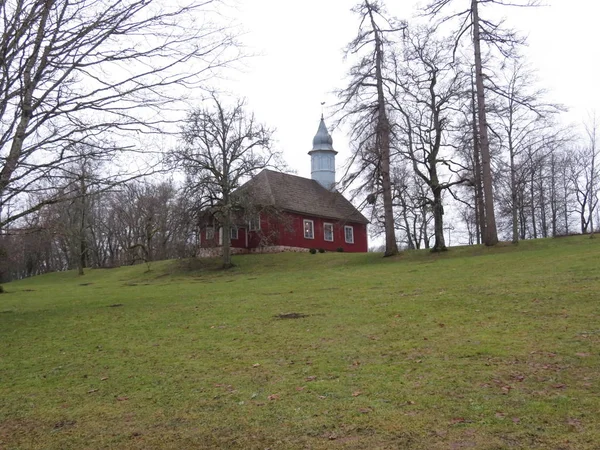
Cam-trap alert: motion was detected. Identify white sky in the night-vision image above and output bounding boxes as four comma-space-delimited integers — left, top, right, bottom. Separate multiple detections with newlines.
223, 0, 599, 181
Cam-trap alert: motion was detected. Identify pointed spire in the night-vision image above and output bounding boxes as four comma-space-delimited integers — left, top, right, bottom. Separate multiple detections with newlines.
309, 115, 337, 189
311, 117, 334, 151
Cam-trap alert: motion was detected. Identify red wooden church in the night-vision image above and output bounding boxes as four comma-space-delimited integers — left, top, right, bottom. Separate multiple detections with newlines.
198, 118, 369, 255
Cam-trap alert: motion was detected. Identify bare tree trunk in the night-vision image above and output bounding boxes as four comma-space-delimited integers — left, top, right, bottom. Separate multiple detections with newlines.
422, 207, 431, 249
380, 122, 398, 256
472, 192, 479, 245
562, 169, 570, 235
471, 71, 485, 244
369, 5, 398, 257
530, 168, 537, 239
432, 189, 446, 251
222, 217, 232, 268
77, 170, 88, 276
587, 121, 597, 237
519, 189, 527, 240
539, 176, 548, 238
549, 152, 558, 237
413, 216, 422, 249
509, 137, 519, 244
472, 0, 498, 246
398, 191, 415, 249
220, 187, 233, 269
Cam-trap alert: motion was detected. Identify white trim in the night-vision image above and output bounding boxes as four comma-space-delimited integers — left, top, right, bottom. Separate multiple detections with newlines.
230, 227, 238, 240
344, 225, 354, 244
218, 227, 223, 245
303, 219, 314, 239
324, 222, 334, 242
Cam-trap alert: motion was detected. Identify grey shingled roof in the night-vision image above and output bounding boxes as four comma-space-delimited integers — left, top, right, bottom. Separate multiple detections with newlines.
235, 169, 369, 224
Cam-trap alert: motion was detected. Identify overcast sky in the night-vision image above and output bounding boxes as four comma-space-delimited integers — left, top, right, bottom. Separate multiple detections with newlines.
223, 0, 599, 181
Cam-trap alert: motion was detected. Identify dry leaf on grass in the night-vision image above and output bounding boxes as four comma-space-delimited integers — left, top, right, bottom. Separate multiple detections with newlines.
449, 418, 466, 425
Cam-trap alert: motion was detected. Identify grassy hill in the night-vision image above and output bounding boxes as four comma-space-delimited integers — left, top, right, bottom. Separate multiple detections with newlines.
1, 236, 599, 449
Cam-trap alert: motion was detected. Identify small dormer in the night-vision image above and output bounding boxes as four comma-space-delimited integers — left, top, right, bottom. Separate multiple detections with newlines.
308, 116, 338, 190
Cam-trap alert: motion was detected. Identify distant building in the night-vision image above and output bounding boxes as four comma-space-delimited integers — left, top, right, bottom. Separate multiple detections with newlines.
198, 117, 369, 255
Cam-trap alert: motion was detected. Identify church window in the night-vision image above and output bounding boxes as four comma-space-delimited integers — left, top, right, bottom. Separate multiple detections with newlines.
324, 223, 334, 242
344, 225, 354, 244
249, 214, 261, 231
304, 219, 314, 239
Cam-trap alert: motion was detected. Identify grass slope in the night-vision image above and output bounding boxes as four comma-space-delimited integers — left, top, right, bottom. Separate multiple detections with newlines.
1, 236, 599, 449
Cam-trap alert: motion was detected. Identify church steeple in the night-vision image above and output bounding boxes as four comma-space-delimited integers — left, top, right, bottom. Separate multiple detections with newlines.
309, 116, 337, 189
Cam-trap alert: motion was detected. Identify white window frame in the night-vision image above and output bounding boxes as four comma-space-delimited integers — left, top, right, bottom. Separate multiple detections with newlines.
206, 226, 214, 240
344, 225, 354, 244
230, 227, 238, 240
303, 219, 314, 239
324, 222, 334, 242
249, 214, 261, 231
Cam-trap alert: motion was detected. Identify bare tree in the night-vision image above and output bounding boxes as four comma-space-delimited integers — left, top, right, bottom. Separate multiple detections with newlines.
489, 59, 562, 243
423, 0, 539, 245
569, 116, 599, 235
584, 116, 599, 236
0, 0, 239, 228
338, 0, 405, 257
172, 95, 277, 268
391, 164, 433, 250
391, 27, 468, 252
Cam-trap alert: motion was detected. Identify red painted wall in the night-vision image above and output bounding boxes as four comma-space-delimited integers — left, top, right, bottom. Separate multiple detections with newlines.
199, 212, 368, 253
231, 227, 247, 248
250, 211, 368, 253
199, 226, 247, 248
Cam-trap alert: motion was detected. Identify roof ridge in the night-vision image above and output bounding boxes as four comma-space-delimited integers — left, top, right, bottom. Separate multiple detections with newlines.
263, 168, 320, 185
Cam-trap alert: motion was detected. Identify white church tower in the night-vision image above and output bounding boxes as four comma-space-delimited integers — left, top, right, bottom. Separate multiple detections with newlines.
309, 116, 338, 190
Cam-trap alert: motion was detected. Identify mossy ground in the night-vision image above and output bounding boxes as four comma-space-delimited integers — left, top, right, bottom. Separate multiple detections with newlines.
1, 236, 599, 449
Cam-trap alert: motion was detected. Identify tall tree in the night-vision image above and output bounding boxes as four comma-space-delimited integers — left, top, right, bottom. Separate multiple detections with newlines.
569, 116, 599, 235
391, 27, 468, 252
338, 0, 405, 257
489, 60, 562, 243
423, 0, 539, 245
0, 0, 239, 228
172, 95, 277, 268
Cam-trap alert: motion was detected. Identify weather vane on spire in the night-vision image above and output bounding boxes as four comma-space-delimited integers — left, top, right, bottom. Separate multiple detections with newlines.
320, 101, 325, 119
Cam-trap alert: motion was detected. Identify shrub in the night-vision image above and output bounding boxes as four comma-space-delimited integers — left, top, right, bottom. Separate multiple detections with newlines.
309, 248, 317, 254
336, 247, 344, 252
0, 285, 4, 294
318, 248, 325, 253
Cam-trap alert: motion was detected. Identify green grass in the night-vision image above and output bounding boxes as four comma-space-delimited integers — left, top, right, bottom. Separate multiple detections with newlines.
1, 236, 599, 449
